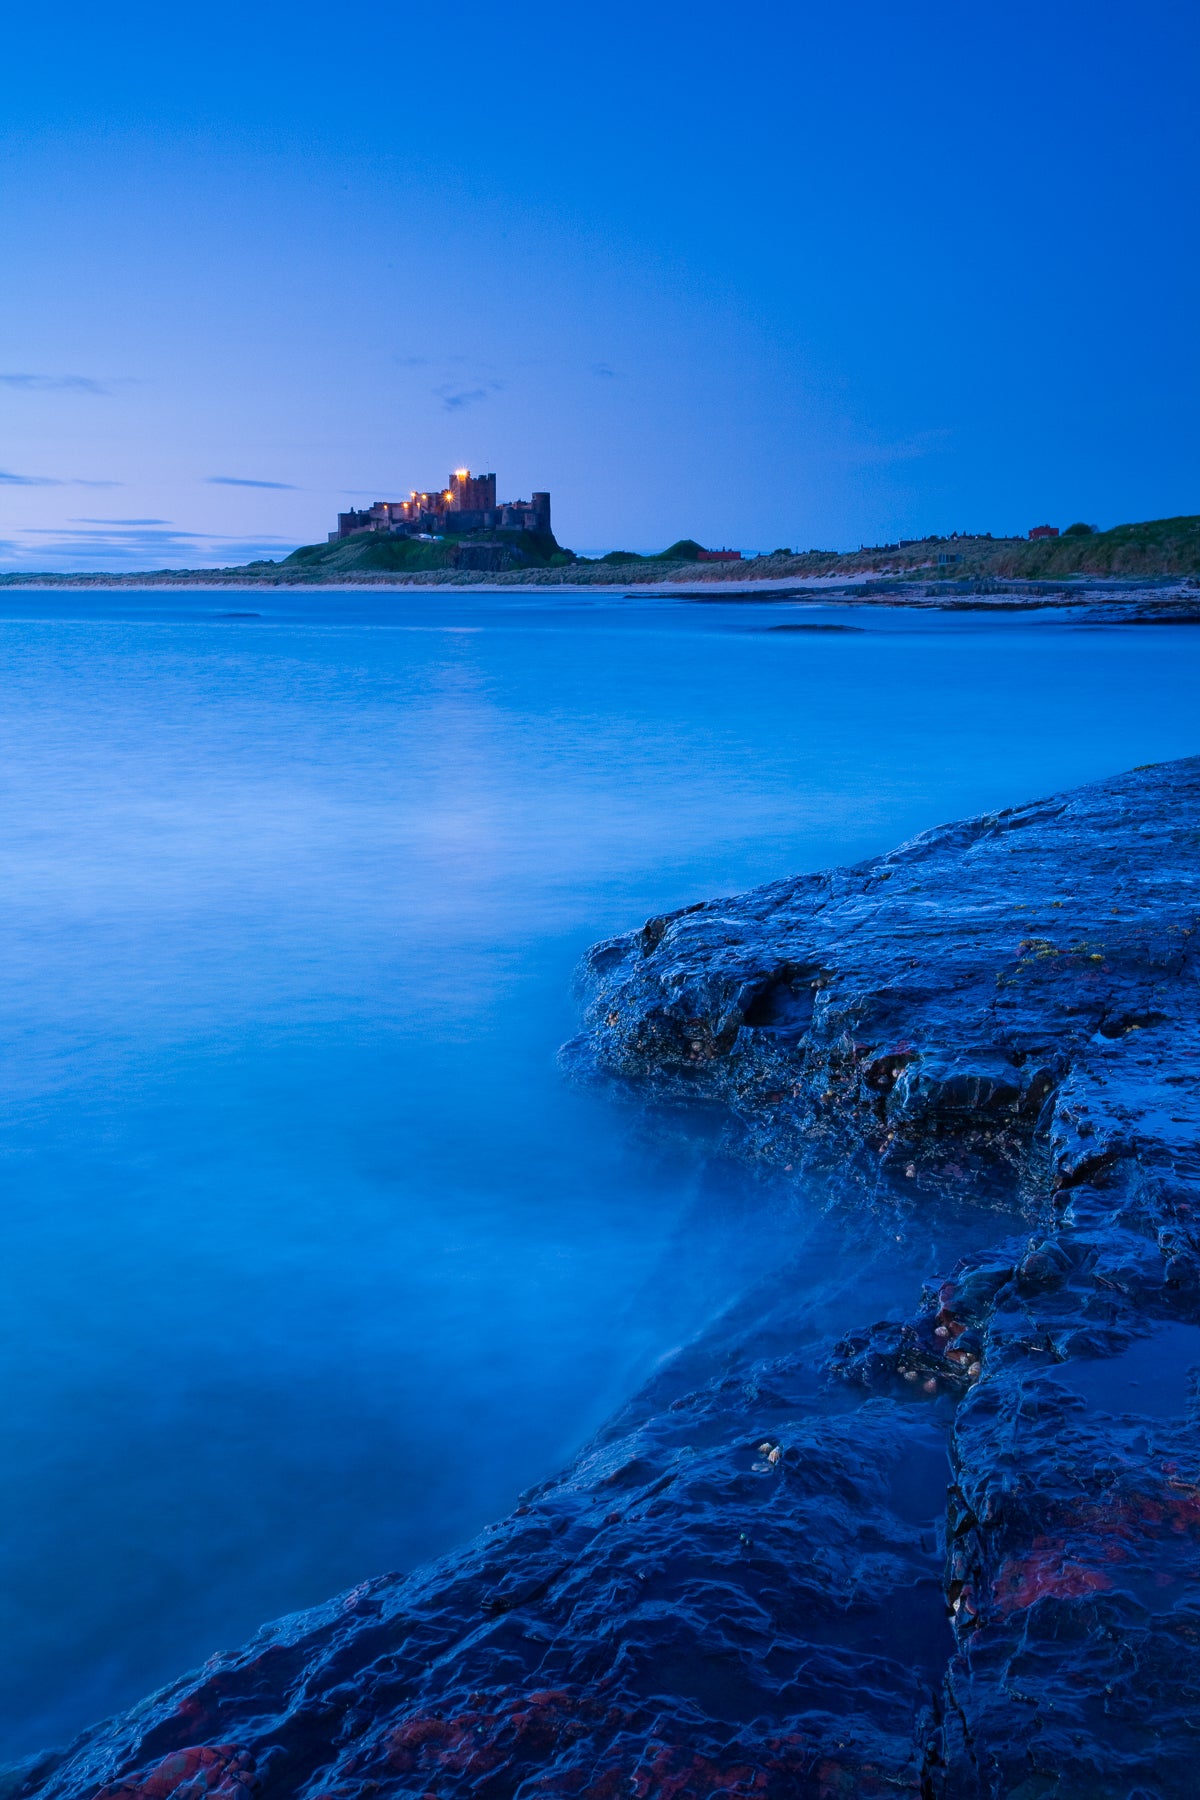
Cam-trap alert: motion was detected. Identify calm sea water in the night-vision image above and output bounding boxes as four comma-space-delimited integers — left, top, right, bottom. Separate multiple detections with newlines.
1, 587, 1197, 1757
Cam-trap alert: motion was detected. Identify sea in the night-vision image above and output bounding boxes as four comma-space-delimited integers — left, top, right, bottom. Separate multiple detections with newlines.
1, 586, 1197, 1758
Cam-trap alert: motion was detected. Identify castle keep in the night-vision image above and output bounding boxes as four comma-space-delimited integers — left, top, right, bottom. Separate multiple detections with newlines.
330, 470, 550, 544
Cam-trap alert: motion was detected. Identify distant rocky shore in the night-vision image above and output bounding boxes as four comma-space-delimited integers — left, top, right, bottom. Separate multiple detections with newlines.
3, 511, 1200, 597
8, 758, 1199, 1800
1, 568, 1200, 625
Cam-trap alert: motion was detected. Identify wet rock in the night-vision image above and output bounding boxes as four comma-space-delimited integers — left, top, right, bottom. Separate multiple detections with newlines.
7, 1354, 954, 1800
562, 755, 1200, 1795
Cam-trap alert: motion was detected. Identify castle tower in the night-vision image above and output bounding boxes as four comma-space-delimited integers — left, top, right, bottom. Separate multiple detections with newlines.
448, 469, 497, 513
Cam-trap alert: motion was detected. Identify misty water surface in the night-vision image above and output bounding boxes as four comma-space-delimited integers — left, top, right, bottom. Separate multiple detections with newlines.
1, 588, 1197, 1757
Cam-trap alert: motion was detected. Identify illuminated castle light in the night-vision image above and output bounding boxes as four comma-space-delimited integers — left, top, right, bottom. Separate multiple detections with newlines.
330, 470, 550, 543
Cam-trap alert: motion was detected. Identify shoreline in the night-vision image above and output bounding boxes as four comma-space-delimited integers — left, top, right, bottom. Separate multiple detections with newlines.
0, 573, 1199, 619
14, 758, 1200, 1799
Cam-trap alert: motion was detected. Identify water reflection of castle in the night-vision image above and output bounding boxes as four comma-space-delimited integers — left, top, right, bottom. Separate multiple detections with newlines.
330, 470, 550, 543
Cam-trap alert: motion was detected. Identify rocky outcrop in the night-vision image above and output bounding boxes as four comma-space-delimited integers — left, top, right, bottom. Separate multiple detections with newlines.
566, 760, 1199, 1204
7, 760, 1200, 1799
565, 755, 1200, 1795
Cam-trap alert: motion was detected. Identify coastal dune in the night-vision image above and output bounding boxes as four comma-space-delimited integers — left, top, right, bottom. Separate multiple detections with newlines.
9, 758, 1200, 1800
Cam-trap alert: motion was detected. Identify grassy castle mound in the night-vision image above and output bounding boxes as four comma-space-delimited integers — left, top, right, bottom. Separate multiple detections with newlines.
282, 528, 573, 577
278, 533, 716, 578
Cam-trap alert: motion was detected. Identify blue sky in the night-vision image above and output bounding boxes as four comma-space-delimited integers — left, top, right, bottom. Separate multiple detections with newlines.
1, 0, 1197, 569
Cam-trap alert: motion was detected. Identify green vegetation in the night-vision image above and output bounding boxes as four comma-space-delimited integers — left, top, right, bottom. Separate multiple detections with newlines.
586, 538, 706, 566
989, 515, 1200, 579
727, 515, 1200, 584
5, 513, 1198, 591
280, 527, 571, 577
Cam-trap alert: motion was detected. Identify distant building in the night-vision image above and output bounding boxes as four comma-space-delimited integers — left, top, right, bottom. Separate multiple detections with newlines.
329, 470, 550, 543
1028, 524, 1060, 540
697, 548, 742, 562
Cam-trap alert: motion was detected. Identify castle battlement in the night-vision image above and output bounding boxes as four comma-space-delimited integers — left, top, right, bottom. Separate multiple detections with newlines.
330, 471, 550, 544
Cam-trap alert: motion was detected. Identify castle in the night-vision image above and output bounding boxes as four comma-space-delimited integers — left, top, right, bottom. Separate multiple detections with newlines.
330, 470, 550, 544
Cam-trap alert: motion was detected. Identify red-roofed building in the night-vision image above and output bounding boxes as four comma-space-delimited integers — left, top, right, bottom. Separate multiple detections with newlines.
1028, 524, 1059, 540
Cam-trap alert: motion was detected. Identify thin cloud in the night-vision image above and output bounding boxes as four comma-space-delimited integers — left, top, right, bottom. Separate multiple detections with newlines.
401, 353, 507, 409
24, 525, 295, 548
3, 523, 300, 572
433, 379, 504, 412
591, 362, 618, 378
206, 476, 298, 490
0, 370, 138, 392
0, 470, 122, 487
71, 517, 170, 526
0, 373, 128, 394
25, 526, 205, 549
